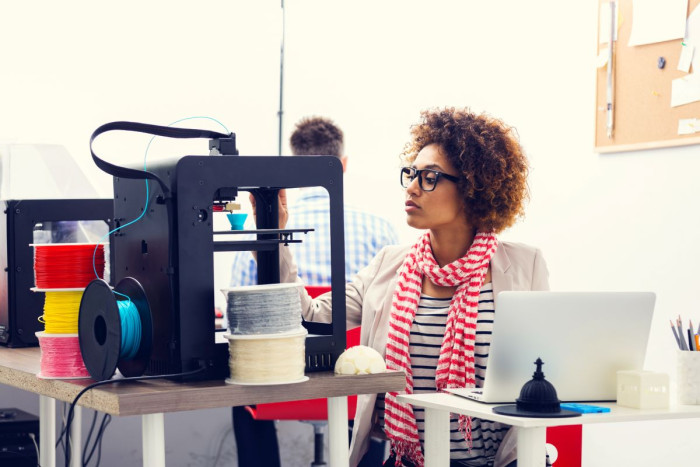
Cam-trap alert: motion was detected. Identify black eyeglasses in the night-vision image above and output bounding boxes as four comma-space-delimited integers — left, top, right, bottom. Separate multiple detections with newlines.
400, 167, 460, 192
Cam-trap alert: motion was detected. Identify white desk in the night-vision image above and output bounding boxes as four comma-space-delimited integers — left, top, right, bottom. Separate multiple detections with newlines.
0, 347, 405, 467
398, 393, 700, 467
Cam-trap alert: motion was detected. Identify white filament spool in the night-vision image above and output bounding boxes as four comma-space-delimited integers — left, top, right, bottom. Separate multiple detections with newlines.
225, 328, 308, 385
222, 283, 303, 335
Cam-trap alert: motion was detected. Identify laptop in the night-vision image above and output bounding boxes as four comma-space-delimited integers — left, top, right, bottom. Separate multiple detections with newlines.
446, 291, 655, 403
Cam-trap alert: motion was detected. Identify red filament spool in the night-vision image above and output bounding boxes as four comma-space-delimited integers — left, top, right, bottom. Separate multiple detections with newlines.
33, 243, 105, 289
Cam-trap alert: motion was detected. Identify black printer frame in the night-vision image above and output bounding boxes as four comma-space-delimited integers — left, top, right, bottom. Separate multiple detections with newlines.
0, 199, 114, 347
112, 155, 346, 380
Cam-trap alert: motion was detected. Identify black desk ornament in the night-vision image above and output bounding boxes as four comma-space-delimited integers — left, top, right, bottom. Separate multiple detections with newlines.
492, 358, 581, 418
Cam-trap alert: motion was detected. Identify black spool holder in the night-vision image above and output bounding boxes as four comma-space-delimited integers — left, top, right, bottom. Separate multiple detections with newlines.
78, 277, 153, 381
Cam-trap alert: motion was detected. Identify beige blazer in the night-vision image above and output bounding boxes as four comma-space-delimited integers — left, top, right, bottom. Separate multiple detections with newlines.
280, 240, 550, 466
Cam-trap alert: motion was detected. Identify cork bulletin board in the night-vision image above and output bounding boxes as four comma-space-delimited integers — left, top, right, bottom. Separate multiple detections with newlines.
595, 0, 700, 153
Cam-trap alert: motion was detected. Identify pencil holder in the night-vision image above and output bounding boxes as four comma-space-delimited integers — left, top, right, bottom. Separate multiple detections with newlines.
676, 350, 700, 404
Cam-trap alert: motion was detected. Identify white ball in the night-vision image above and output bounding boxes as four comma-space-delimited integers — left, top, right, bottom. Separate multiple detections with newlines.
334, 345, 386, 375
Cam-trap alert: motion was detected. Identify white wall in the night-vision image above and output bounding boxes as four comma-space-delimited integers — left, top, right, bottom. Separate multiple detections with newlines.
2, 1, 699, 465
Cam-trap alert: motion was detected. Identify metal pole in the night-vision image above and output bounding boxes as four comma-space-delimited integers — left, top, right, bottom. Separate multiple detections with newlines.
70, 406, 82, 467
277, 0, 286, 156
39, 395, 56, 467
327, 396, 349, 467
142, 413, 166, 467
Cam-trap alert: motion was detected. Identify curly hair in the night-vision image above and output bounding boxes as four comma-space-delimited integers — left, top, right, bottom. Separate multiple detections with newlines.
401, 107, 529, 233
289, 116, 344, 158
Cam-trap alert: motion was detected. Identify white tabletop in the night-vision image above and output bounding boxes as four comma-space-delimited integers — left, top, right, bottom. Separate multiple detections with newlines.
398, 392, 700, 427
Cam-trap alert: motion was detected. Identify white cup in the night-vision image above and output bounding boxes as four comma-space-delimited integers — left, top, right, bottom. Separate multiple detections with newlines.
677, 350, 700, 404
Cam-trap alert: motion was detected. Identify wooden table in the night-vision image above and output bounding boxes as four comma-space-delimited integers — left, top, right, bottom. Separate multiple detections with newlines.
0, 346, 405, 467
398, 392, 700, 467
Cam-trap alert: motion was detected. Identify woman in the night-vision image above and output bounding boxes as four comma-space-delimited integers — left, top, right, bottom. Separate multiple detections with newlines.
278, 107, 549, 466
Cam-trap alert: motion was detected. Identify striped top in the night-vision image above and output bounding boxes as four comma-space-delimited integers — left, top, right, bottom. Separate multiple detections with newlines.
376, 283, 510, 466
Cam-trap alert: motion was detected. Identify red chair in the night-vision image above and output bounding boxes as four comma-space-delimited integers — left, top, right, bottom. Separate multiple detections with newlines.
546, 425, 582, 466
244, 286, 359, 467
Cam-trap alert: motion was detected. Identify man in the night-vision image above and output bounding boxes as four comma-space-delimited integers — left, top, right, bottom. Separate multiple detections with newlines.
229, 116, 397, 287
230, 116, 398, 466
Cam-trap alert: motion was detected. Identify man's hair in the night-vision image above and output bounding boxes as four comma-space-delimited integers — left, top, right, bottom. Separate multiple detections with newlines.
289, 116, 344, 158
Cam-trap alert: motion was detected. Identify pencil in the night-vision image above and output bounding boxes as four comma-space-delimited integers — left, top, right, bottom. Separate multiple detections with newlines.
671, 320, 682, 349
678, 317, 688, 350
691, 320, 696, 349
688, 328, 694, 351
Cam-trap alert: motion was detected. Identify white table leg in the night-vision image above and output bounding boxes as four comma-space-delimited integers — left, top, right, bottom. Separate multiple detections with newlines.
39, 395, 55, 467
70, 405, 82, 467
142, 413, 165, 467
423, 407, 450, 467
327, 396, 349, 467
517, 426, 546, 467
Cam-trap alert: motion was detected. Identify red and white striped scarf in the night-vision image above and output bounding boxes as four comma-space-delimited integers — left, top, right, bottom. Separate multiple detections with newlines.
384, 231, 498, 466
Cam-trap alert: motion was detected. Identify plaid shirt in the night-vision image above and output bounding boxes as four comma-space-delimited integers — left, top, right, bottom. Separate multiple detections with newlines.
230, 187, 399, 286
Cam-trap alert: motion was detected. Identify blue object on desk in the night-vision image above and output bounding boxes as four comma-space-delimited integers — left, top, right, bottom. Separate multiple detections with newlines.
560, 403, 610, 414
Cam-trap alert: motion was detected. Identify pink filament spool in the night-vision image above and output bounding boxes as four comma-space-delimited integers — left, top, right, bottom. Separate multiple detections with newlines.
36, 332, 90, 379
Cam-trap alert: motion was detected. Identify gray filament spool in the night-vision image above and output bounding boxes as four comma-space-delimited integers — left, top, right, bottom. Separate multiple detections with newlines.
223, 283, 303, 335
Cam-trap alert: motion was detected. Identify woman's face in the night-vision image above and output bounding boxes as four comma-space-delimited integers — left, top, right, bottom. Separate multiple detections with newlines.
404, 143, 467, 231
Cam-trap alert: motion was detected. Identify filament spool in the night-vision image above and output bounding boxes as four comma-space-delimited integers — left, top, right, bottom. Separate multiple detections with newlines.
35, 332, 91, 379
225, 328, 308, 385
223, 283, 303, 335
78, 278, 152, 381
33, 243, 105, 289
37, 290, 84, 334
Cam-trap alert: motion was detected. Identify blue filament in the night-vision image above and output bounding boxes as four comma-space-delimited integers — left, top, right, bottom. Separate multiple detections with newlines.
117, 299, 141, 360
91, 115, 230, 280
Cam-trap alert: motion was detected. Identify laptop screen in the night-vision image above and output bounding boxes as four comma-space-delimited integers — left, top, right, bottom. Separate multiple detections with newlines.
473, 291, 655, 403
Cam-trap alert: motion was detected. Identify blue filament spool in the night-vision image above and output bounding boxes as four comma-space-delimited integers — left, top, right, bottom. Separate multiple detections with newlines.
78, 278, 152, 381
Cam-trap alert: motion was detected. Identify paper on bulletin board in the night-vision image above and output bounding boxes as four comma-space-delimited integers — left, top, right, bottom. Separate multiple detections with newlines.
678, 118, 700, 134
685, 4, 700, 72
671, 72, 700, 106
678, 42, 695, 72
628, 0, 688, 46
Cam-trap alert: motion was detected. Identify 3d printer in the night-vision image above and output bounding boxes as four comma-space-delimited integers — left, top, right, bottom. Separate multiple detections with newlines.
0, 144, 113, 347
89, 122, 347, 380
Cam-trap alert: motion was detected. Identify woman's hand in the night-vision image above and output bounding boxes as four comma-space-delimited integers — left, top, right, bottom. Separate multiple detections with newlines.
248, 189, 288, 229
